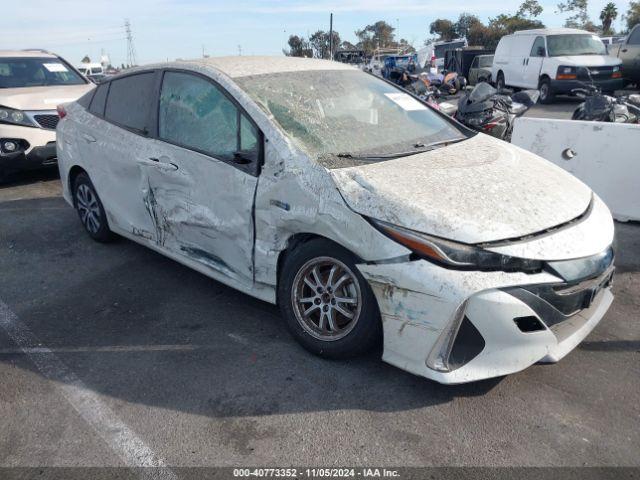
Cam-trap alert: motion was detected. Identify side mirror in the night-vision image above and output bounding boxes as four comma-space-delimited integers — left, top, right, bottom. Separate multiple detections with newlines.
537, 46, 546, 57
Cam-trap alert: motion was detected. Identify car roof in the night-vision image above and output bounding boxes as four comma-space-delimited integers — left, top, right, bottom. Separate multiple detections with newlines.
165, 56, 356, 78
512, 28, 594, 36
0, 49, 58, 58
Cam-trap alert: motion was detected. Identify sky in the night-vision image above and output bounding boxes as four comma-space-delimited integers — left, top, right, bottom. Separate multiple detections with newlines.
1, 0, 633, 67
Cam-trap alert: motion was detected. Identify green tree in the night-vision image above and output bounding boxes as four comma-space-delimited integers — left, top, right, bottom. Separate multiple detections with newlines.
429, 19, 456, 41
518, 0, 544, 17
355, 20, 395, 53
557, 0, 591, 29
624, 1, 640, 30
339, 40, 357, 50
309, 30, 341, 59
81, 55, 91, 63
454, 13, 482, 38
283, 35, 312, 57
600, 2, 618, 34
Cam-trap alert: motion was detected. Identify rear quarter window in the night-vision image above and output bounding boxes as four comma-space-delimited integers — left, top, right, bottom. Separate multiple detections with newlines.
77, 88, 95, 108
89, 83, 109, 116
104, 72, 155, 133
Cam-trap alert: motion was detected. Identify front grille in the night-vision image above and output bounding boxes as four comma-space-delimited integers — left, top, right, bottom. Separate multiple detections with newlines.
504, 266, 614, 330
34, 114, 60, 130
577, 66, 614, 80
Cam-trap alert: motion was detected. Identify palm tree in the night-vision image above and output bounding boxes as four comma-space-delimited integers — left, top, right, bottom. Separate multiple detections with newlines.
600, 2, 618, 34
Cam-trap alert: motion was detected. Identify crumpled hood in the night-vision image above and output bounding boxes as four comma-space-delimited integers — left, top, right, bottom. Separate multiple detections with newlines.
330, 134, 592, 244
551, 55, 622, 67
0, 84, 93, 111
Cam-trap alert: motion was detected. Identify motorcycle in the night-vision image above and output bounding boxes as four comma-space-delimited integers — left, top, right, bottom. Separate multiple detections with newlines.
571, 82, 640, 123
404, 73, 458, 116
455, 82, 539, 141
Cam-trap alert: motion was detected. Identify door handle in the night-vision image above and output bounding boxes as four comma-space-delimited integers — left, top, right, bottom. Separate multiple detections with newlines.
622, 48, 628, 53
81, 133, 96, 143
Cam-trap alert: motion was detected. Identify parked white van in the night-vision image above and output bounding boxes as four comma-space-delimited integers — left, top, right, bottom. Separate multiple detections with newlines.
492, 28, 623, 103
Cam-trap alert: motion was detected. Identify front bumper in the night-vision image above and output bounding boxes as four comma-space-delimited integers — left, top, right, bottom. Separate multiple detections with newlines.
0, 123, 57, 176
550, 77, 624, 94
357, 258, 614, 384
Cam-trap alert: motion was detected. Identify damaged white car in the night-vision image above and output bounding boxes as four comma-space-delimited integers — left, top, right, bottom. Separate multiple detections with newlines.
56, 57, 615, 384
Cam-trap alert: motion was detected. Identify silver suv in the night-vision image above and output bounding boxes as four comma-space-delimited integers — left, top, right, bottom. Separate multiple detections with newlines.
0, 49, 93, 181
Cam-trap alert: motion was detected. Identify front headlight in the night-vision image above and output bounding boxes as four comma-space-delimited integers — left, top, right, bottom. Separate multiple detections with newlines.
0, 106, 36, 127
371, 219, 543, 272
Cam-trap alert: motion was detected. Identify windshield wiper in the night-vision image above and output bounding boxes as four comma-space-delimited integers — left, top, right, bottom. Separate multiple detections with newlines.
337, 137, 465, 161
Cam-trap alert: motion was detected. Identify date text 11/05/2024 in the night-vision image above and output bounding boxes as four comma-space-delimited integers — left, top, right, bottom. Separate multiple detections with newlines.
233, 468, 401, 478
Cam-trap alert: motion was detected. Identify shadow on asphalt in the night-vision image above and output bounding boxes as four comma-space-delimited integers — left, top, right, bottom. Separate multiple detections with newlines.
579, 340, 640, 352
0, 167, 59, 188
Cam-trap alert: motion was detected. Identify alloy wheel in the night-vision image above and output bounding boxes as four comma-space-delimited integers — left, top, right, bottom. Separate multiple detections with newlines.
291, 257, 363, 341
76, 184, 101, 234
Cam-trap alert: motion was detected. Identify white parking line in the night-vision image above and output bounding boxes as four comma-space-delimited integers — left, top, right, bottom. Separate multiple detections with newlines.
0, 300, 177, 479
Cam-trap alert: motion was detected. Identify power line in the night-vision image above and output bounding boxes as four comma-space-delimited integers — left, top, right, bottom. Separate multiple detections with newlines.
124, 19, 137, 66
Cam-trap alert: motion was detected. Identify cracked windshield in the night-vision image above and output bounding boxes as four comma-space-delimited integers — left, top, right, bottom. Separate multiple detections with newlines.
236, 69, 466, 167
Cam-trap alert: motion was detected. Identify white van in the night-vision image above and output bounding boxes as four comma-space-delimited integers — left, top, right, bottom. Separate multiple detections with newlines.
77, 63, 104, 76
491, 28, 623, 103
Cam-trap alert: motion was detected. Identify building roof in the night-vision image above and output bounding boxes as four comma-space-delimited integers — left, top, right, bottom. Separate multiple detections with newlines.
0, 49, 58, 58
172, 56, 356, 78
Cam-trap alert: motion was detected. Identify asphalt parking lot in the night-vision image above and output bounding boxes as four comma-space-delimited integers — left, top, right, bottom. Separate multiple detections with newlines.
0, 111, 639, 470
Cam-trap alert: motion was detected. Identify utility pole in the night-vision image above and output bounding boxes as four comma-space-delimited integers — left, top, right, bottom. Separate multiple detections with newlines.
124, 19, 137, 67
238, 45, 242, 56
329, 13, 333, 60
396, 18, 400, 53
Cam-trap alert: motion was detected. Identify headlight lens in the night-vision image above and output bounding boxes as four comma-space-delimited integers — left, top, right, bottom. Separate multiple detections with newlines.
0, 106, 36, 127
371, 219, 543, 272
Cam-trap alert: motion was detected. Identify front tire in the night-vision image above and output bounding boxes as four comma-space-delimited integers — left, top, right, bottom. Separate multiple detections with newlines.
539, 78, 554, 104
73, 172, 114, 243
278, 239, 381, 359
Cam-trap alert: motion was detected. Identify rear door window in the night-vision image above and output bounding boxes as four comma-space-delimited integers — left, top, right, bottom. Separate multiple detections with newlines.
104, 72, 155, 133
88, 83, 108, 116
629, 27, 640, 45
158, 71, 260, 170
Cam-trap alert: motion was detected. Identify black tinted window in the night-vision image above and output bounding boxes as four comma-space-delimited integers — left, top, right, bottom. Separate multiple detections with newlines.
105, 72, 155, 132
159, 71, 259, 163
89, 83, 108, 116
629, 27, 640, 45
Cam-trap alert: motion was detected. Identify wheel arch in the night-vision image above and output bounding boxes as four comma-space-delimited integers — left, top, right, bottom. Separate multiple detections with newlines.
68, 165, 88, 205
275, 232, 365, 304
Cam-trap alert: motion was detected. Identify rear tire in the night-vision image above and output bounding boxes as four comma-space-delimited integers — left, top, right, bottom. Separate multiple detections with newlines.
278, 239, 381, 359
539, 78, 554, 104
73, 172, 114, 243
